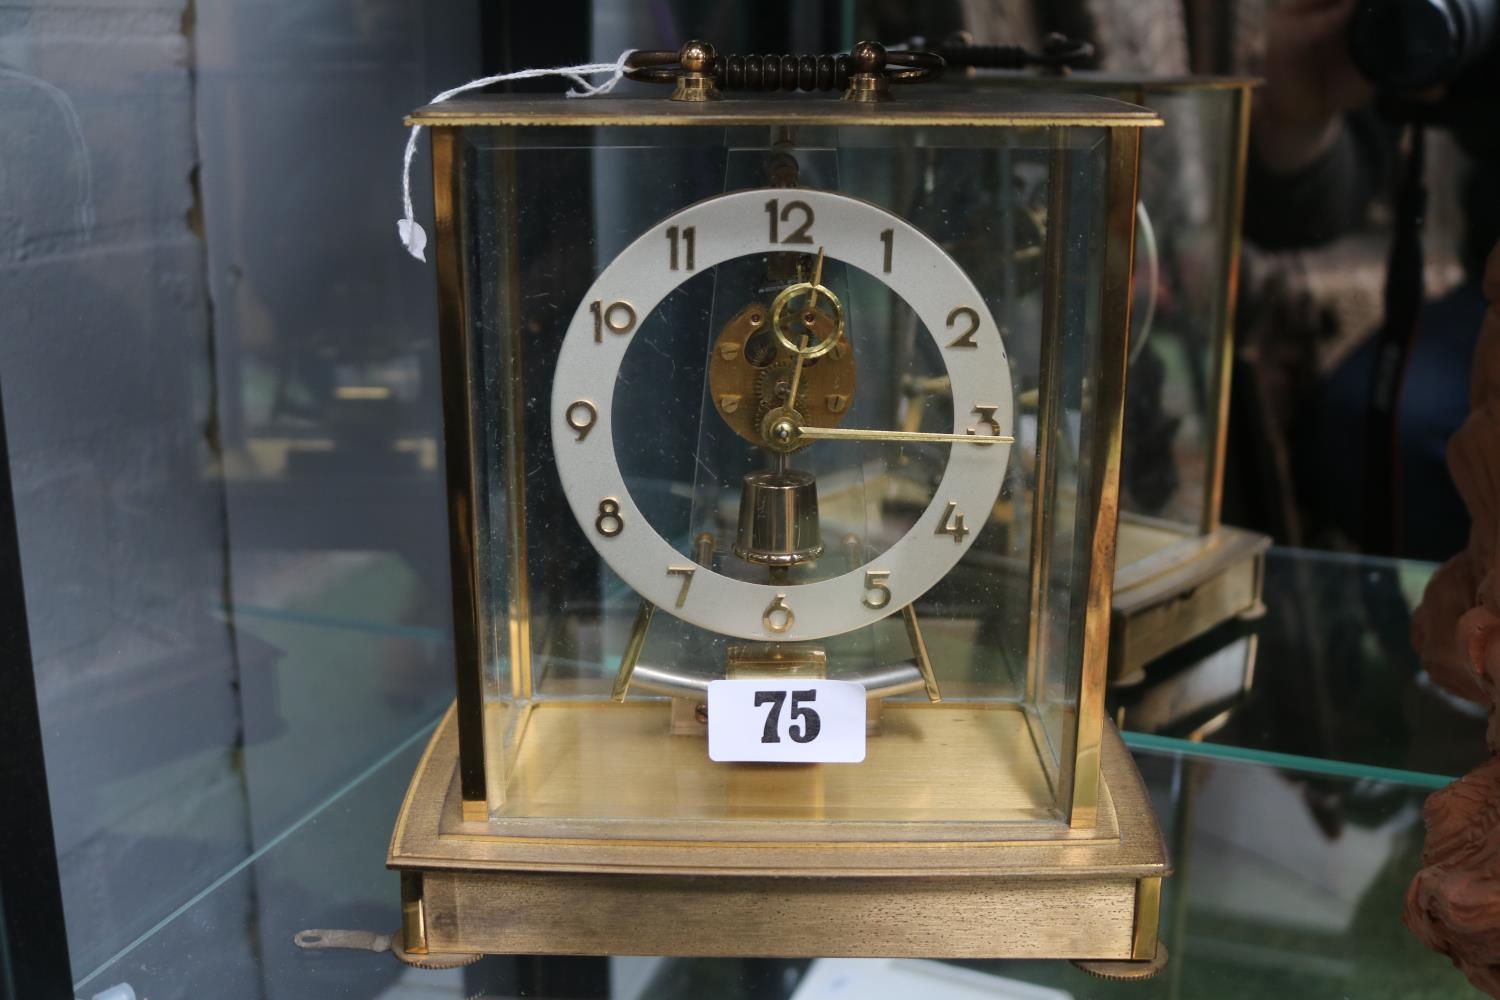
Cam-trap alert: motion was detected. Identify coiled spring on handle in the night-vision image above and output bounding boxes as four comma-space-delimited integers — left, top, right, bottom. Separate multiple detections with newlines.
716, 53, 852, 92
626, 41, 942, 100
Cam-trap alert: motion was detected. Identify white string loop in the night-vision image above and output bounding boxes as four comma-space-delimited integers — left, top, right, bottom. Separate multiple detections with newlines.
399, 50, 635, 261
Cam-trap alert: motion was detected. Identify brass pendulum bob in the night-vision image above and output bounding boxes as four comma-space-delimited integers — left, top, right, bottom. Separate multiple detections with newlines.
733, 459, 824, 567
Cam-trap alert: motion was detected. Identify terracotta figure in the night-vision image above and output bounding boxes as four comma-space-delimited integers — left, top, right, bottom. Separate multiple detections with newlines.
1406, 242, 1500, 995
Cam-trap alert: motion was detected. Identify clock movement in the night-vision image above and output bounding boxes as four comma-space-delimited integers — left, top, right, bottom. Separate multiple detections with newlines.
389, 41, 1168, 973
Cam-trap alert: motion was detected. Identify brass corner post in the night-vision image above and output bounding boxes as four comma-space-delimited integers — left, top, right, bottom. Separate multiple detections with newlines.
431, 125, 488, 814
1069, 124, 1144, 828
400, 871, 428, 954
1131, 876, 1163, 961
1201, 85, 1253, 536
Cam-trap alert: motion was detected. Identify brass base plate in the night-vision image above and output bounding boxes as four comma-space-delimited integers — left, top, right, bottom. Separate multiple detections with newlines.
389, 704, 1167, 960
482, 700, 1057, 835
1110, 521, 1270, 685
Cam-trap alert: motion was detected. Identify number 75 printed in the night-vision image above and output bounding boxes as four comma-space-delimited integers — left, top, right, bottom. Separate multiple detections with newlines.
707, 679, 866, 763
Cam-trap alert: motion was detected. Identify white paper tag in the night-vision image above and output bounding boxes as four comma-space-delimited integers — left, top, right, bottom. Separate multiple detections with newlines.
707, 679, 866, 763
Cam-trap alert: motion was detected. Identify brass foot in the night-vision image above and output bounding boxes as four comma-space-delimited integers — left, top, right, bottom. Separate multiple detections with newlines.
1072, 942, 1169, 981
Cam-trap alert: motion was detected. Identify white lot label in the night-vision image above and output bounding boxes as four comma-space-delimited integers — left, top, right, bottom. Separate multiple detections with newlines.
707, 679, 866, 763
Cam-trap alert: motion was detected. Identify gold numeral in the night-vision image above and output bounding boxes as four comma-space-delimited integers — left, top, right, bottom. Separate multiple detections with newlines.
763, 593, 794, 633
590, 299, 637, 343
935, 501, 970, 543
765, 198, 815, 245
862, 570, 892, 610
967, 404, 1002, 437
595, 497, 624, 537
666, 225, 696, 271
565, 400, 597, 442
666, 566, 696, 608
946, 306, 980, 349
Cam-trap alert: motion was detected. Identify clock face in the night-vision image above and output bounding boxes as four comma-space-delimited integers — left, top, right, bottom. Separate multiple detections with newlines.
551, 187, 1014, 643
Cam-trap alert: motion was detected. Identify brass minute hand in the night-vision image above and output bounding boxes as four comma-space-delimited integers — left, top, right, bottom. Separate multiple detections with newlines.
795, 425, 1013, 446
806, 247, 825, 311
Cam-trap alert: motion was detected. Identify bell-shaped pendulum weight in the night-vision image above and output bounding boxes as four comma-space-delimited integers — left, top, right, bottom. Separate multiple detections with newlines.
733, 464, 824, 567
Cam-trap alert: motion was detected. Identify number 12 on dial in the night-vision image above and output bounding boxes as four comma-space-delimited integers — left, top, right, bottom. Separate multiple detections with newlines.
706, 679, 866, 763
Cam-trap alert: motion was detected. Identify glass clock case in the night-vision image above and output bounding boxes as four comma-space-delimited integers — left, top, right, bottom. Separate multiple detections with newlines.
390, 76, 1167, 969
942, 70, 1270, 684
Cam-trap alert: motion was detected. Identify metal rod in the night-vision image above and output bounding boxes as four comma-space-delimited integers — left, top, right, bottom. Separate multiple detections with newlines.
694, 531, 716, 566
901, 604, 942, 703
610, 600, 657, 702
842, 532, 864, 569
628, 660, 927, 701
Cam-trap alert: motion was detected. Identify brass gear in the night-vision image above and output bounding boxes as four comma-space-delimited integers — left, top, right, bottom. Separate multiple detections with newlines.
755, 363, 811, 453
708, 300, 857, 448
756, 361, 800, 416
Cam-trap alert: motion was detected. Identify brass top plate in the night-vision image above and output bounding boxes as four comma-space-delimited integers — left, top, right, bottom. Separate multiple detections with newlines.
405, 91, 1164, 128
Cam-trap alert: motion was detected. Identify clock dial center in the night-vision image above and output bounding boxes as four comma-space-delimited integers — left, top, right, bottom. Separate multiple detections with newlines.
552, 186, 1013, 643
707, 296, 856, 451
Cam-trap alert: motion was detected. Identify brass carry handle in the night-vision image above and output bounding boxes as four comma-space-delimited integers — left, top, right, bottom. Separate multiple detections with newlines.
919, 32, 1096, 74
626, 40, 943, 101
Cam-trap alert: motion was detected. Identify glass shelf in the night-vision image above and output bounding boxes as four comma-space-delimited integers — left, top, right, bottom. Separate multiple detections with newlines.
70, 547, 1486, 999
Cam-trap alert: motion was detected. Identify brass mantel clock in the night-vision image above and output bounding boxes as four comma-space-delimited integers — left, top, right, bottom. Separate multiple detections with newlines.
390, 41, 1169, 973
